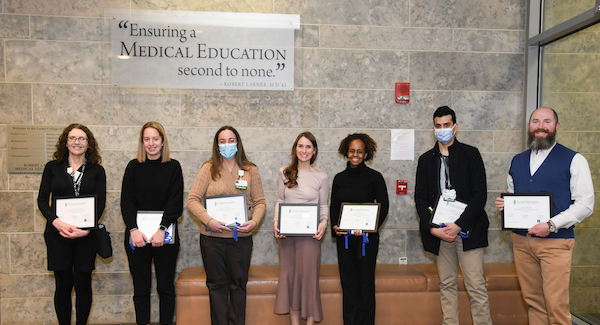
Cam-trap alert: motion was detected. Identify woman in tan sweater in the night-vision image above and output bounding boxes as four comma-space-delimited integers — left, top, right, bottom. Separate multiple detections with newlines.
187, 125, 266, 325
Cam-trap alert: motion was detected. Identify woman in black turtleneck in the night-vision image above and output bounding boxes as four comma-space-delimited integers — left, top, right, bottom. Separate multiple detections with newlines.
121, 121, 183, 325
330, 133, 389, 325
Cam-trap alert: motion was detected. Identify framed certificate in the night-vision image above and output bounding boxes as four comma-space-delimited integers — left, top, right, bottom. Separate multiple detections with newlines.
204, 193, 248, 229
55, 195, 97, 229
338, 203, 381, 233
278, 203, 319, 236
136, 211, 175, 244
430, 195, 467, 227
501, 193, 553, 231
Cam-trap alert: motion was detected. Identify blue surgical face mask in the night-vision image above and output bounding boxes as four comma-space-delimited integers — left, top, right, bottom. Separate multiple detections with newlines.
434, 125, 456, 144
219, 143, 238, 159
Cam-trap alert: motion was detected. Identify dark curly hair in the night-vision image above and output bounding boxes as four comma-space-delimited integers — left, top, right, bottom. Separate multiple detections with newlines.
53, 123, 101, 165
283, 132, 318, 189
337, 133, 377, 162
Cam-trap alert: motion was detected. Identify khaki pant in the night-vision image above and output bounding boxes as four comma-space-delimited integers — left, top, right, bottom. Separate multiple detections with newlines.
436, 236, 492, 325
511, 232, 574, 325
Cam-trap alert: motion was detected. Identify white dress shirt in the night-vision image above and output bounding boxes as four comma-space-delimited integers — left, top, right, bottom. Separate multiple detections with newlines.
507, 143, 595, 230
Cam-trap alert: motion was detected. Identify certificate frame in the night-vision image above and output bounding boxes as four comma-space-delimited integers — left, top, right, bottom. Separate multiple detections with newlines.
501, 193, 553, 231
429, 195, 468, 227
136, 211, 176, 244
204, 193, 248, 230
338, 203, 381, 233
277, 203, 319, 236
54, 195, 97, 229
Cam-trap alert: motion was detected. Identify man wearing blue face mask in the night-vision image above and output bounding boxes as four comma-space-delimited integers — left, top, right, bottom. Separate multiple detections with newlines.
415, 106, 492, 325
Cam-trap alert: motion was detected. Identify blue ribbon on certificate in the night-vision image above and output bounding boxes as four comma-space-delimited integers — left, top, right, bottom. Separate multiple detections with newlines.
344, 233, 351, 249
362, 233, 369, 256
233, 222, 241, 241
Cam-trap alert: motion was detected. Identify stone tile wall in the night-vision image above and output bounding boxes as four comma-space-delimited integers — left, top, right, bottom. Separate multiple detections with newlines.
0, 0, 559, 323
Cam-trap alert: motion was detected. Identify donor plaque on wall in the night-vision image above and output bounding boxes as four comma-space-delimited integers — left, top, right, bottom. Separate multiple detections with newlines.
107, 10, 299, 91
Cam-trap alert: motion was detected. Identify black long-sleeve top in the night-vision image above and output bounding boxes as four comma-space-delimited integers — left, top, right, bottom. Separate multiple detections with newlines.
120, 158, 184, 234
414, 140, 489, 254
330, 162, 389, 238
38, 160, 107, 232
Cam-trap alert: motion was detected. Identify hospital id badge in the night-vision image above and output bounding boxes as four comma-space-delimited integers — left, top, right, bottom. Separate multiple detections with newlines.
235, 179, 248, 190
442, 188, 456, 201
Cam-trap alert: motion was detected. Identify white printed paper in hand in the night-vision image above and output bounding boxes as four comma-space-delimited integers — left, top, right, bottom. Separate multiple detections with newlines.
501, 194, 552, 230
137, 211, 175, 244
338, 203, 380, 232
205, 194, 248, 227
278, 203, 319, 236
55, 196, 96, 229
431, 196, 467, 226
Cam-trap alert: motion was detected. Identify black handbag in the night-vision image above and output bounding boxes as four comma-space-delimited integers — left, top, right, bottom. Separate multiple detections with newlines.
96, 224, 113, 258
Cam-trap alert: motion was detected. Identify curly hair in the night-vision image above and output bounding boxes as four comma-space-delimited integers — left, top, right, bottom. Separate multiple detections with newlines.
206, 125, 255, 181
137, 121, 171, 163
283, 132, 318, 189
337, 133, 377, 162
53, 123, 101, 165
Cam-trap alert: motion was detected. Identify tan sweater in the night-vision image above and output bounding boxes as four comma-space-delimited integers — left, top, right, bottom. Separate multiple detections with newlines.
187, 161, 266, 238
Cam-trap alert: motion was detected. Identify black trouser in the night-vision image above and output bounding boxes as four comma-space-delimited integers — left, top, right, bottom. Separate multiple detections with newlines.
200, 234, 253, 325
336, 234, 380, 325
126, 241, 179, 324
54, 268, 92, 325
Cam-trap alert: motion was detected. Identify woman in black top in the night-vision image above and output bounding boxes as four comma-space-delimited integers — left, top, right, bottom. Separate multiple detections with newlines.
330, 133, 389, 325
121, 121, 184, 325
38, 123, 106, 325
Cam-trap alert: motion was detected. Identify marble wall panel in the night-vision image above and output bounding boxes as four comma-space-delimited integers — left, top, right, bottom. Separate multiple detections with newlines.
544, 29, 600, 54
0, 274, 54, 297
177, 229, 203, 271
296, 25, 319, 48
250, 151, 294, 192
542, 93, 600, 131
571, 266, 600, 287
298, 49, 408, 89
101, 150, 135, 191
88, 294, 135, 324
31, 16, 103, 41
10, 233, 47, 274
410, 0, 525, 29
321, 235, 338, 265
576, 132, 600, 154
457, 131, 494, 153
0, 14, 29, 38
483, 230, 514, 263
252, 229, 280, 266
385, 193, 419, 230
410, 52, 524, 91
93, 272, 133, 295
573, 228, 600, 265
320, 26, 452, 51
173, 151, 212, 190
92, 126, 139, 151
8, 174, 41, 190
583, 153, 600, 192
167, 127, 217, 151
275, 0, 409, 26
494, 130, 522, 153
181, 89, 319, 127
543, 54, 600, 93
0, 297, 56, 325
0, 83, 32, 124
0, 192, 34, 232
578, 195, 600, 228
132, 0, 272, 12
543, 0, 593, 31
376, 229, 407, 264
0, 234, 9, 274
453, 30, 525, 53
486, 191, 504, 229
0, 151, 7, 190
570, 287, 600, 313
0, 41, 5, 80
5, 40, 105, 83
0, 125, 6, 148
4, 0, 128, 16
32, 85, 182, 126
481, 153, 515, 191
320, 90, 452, 129
451, 91, 523, 130
555, 132, 578, 152
95, 232, 129, 273
406, 229, 435, 264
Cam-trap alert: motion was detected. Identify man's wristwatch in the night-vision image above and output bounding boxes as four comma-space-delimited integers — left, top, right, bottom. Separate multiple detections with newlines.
547, 221, 556, 233
159, 225, 168, 232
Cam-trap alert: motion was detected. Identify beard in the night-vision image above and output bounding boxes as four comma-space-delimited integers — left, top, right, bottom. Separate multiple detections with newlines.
528, 128, 556, 151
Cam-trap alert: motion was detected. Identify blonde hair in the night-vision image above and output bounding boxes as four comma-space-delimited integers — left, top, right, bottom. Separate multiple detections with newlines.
137, 121, 171, 163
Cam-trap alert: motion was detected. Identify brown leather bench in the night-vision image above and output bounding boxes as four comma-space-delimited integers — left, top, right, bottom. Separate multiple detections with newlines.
175, 263, 527, 325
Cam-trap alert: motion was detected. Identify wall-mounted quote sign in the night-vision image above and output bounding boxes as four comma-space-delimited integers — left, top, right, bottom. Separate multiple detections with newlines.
107, 10, 300, 91
8, 125, 63, 173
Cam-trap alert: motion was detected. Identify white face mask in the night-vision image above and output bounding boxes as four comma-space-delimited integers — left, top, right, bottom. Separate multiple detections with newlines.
434, 125, 456, 144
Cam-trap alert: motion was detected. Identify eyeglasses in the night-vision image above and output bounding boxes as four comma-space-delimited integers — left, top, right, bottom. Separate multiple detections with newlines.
68, 136, 88, 143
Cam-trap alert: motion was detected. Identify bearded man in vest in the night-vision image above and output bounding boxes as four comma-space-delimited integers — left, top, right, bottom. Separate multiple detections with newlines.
495, 107, 594, 325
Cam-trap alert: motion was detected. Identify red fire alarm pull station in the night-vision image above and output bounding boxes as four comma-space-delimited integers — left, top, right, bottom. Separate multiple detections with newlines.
397, 180, 408, 195
395, 83, 409, 104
